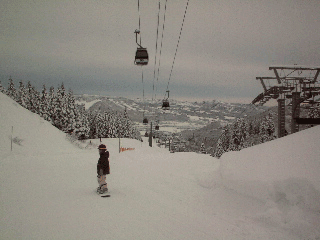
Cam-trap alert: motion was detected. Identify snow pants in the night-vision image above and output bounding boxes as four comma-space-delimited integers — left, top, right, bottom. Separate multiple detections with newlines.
97, 169, 108, 190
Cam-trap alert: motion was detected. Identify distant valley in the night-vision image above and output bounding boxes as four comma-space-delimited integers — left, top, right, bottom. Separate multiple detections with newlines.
75, 94, 268, 136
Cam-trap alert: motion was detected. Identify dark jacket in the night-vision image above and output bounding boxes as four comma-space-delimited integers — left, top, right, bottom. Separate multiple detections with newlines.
97, 151, 110, 175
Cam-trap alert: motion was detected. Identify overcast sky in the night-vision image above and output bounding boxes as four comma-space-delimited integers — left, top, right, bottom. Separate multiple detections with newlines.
1, 0, 320, 103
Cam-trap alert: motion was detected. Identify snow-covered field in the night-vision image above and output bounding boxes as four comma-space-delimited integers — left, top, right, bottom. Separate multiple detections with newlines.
1, 92, 320, 239
76, 99, 101, 110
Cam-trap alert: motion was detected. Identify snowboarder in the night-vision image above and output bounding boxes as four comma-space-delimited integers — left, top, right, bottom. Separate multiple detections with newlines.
97, 144, 110, 194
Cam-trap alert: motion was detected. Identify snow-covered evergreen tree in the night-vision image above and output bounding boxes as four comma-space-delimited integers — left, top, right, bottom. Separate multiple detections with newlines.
53, 83, 68, 131
95, 113, 105, 138
108, 112, 117, 138
214, 112, 277, 158
121, 108, 131, 138
0, 80, 6, 94
65, 89, 76, 132
307, 104, 320, 127
238, 118, 249, 149
88, 111, 100, 139
259, 113, 275, 143
229, 119, 240, 151
105, 111, 116, 138
248, 120, 255, 136
17, 80, 27, 108
214, 126, 231, 158
87, 107, 141, 140
74, 104, 90, 140
25, 81, 40, 114
47, 86, 56, 124
39, 85, 50, 121
7, 77, 17, 100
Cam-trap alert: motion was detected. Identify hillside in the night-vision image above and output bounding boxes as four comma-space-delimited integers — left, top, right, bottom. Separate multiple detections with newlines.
76, 94, 269, 153
0, 93, 76, 154
75, 94, 267, 132
1, 92, 320, 239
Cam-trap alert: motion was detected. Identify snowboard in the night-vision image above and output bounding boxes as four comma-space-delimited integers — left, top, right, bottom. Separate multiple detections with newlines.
101, 194, 111, 198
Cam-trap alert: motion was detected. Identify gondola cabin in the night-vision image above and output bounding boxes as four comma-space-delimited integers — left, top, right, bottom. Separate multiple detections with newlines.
162, 99, 170, 110
135, 47, 149, 65
143, 117, 148, 124
155, 124, 159, 130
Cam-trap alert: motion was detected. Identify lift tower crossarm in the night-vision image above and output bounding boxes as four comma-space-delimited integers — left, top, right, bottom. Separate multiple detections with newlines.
271, 68, 282, 84
269, 66, 320, 84
255, 77, 269, 92
269, 66, 320, 71
313, 69, 320, 83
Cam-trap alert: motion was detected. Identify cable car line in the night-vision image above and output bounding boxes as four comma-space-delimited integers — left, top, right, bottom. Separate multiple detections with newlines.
134, 0, 149, 124
161, 0, 190, 110
141, 67, 148, 124
164, 0, 190, 99
152, 0, 161, 102
138, 0, 141, 32
134, 0, 149, 66
155, 0, 168, 86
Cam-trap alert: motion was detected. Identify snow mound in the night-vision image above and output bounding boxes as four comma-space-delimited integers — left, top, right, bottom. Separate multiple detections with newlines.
0, 93, 76, 154
219, 125, 320, 207
217, 125, 320, 238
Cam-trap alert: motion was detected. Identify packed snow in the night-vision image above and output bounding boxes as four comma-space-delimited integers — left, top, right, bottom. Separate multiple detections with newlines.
1, 92, 319, 239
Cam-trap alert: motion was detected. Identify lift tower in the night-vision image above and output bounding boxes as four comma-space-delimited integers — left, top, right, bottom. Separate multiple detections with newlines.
252, 65, 320, 138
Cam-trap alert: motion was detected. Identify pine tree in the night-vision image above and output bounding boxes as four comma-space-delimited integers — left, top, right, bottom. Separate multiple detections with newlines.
229, 118, 242, 151
25, 81, 40, 114
87, 106, 141, 140
54, 83, 68, 131
65, 89, 76, 132
259, 113, 275, 143
7, 77, 17, 100
307, 104, 320, 128
25, 81, 32, 111
214, 126, 231, 158
17, 80, 27, 108
108, 112, 117, 138
122, 108, 131, 138
88, 111, 96, 139
47, 86, 56, 124
74, 104, 90, 140
0, 80, 7, 94
248, 120, 255, 136
238, 118, 249, 150
88, 111, 102, 139
39, 85, 50, 121
97, 113, 107, 138
104, 112, 111, 138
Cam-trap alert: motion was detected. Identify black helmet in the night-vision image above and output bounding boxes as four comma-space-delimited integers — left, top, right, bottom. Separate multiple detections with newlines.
98, 144, 107, 150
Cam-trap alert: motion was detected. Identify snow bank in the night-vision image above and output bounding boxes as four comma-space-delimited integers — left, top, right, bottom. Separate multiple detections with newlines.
219, 126, 320, 205
217, 126, 320, 238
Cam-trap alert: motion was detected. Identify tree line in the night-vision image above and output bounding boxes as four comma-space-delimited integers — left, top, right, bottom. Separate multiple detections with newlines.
213, 112, 276, 158
0, 78, 141, 141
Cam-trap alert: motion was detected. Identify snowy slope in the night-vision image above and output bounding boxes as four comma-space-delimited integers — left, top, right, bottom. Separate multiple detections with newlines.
219, 127, 320, 200
1, 92, 319, 239
218, 128, 320, 238
0, 93, 77, 154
